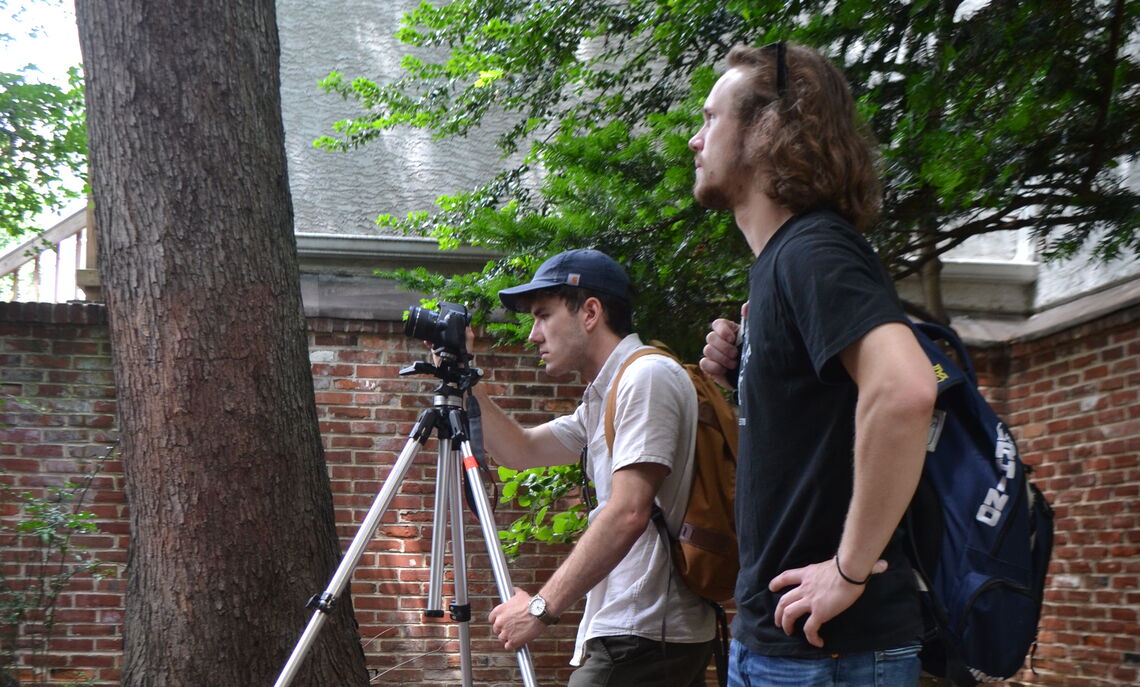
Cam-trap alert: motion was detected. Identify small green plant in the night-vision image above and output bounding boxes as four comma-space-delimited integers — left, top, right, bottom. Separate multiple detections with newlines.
496, 464, 589, 560
0, 445, 114, 686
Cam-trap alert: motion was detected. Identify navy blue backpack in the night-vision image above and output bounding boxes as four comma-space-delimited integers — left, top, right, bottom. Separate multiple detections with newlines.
905, 322, 1055, 686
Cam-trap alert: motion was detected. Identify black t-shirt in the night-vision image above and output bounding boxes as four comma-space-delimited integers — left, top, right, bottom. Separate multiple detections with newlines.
731, 209, 923, 656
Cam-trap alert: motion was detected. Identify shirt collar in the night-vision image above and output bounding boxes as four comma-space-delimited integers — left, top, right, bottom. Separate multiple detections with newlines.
583, 333, 646, 405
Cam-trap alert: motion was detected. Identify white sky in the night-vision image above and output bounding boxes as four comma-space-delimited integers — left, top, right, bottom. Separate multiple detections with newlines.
1, 0, 81, 84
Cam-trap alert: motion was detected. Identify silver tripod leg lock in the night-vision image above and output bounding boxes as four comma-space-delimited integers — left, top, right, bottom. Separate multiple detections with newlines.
449, 601, 472, 622
305, 592, 336, 614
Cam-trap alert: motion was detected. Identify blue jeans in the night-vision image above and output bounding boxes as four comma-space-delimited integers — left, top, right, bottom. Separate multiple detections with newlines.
728, 639, 921, 687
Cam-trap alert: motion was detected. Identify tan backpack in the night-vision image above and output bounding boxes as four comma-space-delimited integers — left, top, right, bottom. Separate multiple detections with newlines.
604, 346, 739, 602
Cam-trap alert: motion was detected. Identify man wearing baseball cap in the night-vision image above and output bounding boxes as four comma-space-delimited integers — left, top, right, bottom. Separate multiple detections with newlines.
476, 249, 716, 686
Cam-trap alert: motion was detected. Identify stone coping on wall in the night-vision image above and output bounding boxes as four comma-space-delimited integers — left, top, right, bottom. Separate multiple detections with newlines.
952, 275, 1140, 346
0, 300, 108, 324
4, 272, 1138, 348
295, 233, 501, 320
295, 232, 499, 274
896, 259, 1040, 319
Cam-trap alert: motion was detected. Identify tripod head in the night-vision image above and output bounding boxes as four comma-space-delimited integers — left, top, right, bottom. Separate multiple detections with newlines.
400, 354, 483, 396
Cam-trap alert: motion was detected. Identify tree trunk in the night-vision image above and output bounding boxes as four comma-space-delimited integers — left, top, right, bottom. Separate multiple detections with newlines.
919, 245, 949, 325
75, 2, 368, 684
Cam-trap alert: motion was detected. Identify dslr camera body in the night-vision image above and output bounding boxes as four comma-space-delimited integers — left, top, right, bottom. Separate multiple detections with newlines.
405, 302, 471, 362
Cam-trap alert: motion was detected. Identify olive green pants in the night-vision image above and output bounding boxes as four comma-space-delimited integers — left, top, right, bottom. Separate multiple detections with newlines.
567, 635, 715, 687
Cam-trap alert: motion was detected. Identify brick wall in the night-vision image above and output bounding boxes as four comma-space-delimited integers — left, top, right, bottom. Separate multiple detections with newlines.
1, 303, 583, 686
2, 301, 1138, 686
0, 303, 124, 687
1000, 305, 1140, 687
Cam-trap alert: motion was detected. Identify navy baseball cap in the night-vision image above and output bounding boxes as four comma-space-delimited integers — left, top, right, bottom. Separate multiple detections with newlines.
499, 249, 632, 313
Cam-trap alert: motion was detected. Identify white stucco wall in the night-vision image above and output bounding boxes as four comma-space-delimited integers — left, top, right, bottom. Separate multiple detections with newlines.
1035, 240, 1140, 310
1033, 158, 1140, 309
277, 0, 513, 237
948, 163, 1139, 311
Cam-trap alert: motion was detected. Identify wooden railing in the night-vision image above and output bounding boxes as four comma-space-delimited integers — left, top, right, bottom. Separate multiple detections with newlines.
0, 206, 98, 303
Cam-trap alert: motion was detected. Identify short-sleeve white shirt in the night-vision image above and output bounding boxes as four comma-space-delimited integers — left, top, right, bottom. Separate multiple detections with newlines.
545, 334, 716, 665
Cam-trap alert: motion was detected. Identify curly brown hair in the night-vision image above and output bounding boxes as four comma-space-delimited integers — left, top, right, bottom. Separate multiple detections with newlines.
726, 43, 882, 232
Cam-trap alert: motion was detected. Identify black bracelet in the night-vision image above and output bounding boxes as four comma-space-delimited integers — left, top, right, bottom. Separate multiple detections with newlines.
835, 555, 871, 585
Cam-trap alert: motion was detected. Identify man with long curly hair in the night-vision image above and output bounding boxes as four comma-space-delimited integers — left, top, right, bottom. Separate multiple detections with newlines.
694, 42, 938, 686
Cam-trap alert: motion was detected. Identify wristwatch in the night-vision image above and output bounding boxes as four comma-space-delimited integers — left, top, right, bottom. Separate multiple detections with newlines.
526, 594, 560, 626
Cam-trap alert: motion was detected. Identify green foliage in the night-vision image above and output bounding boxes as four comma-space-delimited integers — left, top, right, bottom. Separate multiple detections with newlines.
845, 0, 1140, 267
496, 464, 590, 560
381, 84, 748, 357
1, 0, 88, 241
0, 446, 112, 685
0, 67, 87, 240
323, 0, 1139, 550
322, 0, 1138, 319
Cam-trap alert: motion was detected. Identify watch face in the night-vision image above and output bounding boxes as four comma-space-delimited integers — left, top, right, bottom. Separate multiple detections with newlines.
528, 596, 546, 616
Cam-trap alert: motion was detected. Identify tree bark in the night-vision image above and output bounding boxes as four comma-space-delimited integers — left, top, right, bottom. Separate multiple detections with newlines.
75, 1, 368, 684
919, 241, 949, 325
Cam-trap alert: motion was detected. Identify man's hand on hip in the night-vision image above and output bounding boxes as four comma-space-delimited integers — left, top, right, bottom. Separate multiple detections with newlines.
768, 557, 888, 648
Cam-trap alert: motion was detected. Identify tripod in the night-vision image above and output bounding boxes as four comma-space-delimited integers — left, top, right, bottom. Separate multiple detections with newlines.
274, 355, 539, 687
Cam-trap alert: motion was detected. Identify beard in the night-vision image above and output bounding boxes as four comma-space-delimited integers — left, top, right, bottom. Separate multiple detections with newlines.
693, 173, 734, 210
692, 147, 756, 211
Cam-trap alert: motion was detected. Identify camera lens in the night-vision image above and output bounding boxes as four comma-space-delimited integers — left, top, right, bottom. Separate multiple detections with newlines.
404, 306, 438, 342
404, 302, 470, 361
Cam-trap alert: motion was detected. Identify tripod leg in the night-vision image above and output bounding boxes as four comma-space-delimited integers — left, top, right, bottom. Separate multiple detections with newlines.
446, 444, 476, 686
274, 411, 437, 687
458, 437, 540, 687
426, 437, 452, 616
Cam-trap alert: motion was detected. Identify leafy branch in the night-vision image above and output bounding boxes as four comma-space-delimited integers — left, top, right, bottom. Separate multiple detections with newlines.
0, 445, 116, 686
496, 464, 589, 560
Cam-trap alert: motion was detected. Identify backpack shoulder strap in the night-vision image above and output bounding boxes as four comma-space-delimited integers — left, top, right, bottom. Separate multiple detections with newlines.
684, 363, 740, 461
603, 347, 673, 451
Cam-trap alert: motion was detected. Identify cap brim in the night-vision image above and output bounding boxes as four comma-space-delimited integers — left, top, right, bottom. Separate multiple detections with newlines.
498, 278, 564, 312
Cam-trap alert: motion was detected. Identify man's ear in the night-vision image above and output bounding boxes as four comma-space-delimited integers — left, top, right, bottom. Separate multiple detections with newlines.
581, 296, 605, 333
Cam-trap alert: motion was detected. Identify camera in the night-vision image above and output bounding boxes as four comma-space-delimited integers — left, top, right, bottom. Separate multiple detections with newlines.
404, 302, 471, 360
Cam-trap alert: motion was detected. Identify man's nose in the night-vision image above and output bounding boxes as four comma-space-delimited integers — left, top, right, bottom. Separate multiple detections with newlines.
688, 127, 704, 152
